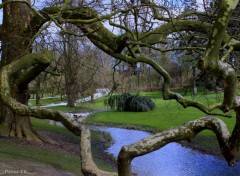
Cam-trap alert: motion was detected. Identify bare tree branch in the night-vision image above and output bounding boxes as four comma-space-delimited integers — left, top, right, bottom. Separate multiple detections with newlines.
197, 0, 239, 112
118, 115, 240, 176
0, 51, 81, 136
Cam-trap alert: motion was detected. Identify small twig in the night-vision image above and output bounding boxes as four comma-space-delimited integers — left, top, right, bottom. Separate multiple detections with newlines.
221, 46, 233, 61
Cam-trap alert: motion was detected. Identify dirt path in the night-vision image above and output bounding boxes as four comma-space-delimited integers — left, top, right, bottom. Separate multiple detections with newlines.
0, 158, 75, 176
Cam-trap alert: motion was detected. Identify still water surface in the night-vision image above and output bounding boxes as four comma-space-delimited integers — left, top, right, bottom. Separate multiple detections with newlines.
90, 126, 240, 176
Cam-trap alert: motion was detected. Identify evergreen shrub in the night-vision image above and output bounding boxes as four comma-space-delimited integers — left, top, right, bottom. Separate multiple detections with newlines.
106, 93, 155, 112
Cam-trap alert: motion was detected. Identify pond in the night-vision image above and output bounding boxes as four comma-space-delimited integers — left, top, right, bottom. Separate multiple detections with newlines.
89, 126, 240, 176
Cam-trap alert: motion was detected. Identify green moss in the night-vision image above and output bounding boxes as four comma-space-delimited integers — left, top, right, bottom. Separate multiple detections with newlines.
40, 7, 61, 15
62, 7, 97, 19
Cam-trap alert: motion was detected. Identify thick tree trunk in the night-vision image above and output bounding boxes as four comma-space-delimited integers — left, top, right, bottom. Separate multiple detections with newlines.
0, 87, 44, 141
0, 1, 47, 142
62, 32, 77, 107
66, 86, 76, 107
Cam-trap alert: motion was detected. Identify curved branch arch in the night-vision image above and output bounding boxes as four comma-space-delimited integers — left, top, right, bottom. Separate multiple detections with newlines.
0, 50, 117, 175
0, 51, 81, 135
117, 114, 240, 176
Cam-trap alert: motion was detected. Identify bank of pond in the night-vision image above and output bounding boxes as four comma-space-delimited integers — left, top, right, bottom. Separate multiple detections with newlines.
89, 126, 240, 176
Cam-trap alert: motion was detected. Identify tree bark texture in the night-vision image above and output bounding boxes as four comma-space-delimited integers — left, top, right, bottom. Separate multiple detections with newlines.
0, 0, 42, 141
0, 51, 82, 137
117, 115, 240, 176
62, 33, 77, 107
80, 126, 117, 176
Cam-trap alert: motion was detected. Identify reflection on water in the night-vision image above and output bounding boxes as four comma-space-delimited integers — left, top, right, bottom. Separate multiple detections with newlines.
89, 126, 240, 176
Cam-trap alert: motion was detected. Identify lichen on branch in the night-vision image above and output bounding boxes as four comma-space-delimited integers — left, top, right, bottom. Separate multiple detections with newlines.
0, 51, 81, 136
117, 115, 240, 176
197, 0, 239, 111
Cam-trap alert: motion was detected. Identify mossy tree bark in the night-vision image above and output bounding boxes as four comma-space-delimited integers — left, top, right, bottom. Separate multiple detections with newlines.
0, 1, 51, 142
0, 49, 114, 175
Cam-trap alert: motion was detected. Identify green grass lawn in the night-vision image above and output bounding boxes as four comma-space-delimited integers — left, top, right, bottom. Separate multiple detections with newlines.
0, 116, 116, 175
0, 118, 82, 175
85, 91, 236, 156
86, 93, 234, 131
0, 140, 82, 175
33, 91, 234, 133
2, 90, 233, 175
27, 91, 237, 159
31, 118, 116, 173
29, 96, 67, 106
77, 97, 108, 109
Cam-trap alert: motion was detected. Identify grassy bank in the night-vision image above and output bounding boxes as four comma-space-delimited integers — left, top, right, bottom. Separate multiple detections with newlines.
0, 138, 82, 175
32, 117, 117, 173
0, 117, 116, 175
86, 92, 234, 130
27, 91, 238, 164
85, 91, 236, 157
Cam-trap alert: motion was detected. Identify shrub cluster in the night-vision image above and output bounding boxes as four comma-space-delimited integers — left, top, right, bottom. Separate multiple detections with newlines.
106, 93, 155, 112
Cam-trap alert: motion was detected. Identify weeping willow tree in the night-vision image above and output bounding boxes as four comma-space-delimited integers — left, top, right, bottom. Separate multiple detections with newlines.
106, 93, 155, 112
0, 0, 240, 176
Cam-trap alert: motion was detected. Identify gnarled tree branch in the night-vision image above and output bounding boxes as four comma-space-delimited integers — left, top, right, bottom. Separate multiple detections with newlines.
0, 51, 81, 136
0, 50, 118, 175
197, 0, 239, 112
117, 115, 240, 176
80, 125, 117, 176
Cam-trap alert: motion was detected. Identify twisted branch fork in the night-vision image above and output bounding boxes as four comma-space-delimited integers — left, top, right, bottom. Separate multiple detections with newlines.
0, 51, 117, 176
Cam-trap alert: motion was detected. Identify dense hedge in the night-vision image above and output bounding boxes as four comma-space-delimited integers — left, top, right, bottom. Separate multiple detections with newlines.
106, 93, 155, 112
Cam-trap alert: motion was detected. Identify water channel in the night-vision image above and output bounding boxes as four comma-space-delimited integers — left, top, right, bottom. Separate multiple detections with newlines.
89, 126, 240, 176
